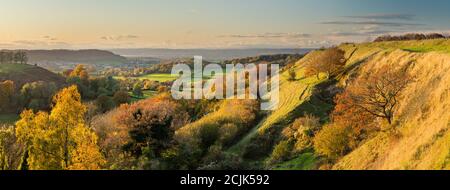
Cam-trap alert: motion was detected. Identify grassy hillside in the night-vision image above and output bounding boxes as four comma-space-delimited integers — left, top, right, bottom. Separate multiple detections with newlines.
227, 52, 333, 159
0, 63, 65, 88
233, 39, 450, 170
332, 49, 450, 170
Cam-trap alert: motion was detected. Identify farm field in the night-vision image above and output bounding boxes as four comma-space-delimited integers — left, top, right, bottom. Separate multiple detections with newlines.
137, 73, 179, 82
115, 73, 178, 82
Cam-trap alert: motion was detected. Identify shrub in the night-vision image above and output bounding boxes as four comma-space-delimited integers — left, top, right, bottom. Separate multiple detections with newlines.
95, 95, 115, 113
268, 140, 292, 164
314, 124, 353, 159
243, 127, 278, 160
132, 82, 143, 97
175, 99, 260, 153
219, 123, 239, 146
288, 69, 296, 81
282, 115, 321, 152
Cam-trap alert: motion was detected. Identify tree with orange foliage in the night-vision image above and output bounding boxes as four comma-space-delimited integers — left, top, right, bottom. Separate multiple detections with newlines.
115, 94, 189, 158
333, 64, 413, 126
70, 64, 89, 84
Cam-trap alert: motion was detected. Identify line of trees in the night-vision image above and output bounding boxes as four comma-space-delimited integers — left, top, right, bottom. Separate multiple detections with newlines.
0, 51, 28, 64
374, 33, 447, 42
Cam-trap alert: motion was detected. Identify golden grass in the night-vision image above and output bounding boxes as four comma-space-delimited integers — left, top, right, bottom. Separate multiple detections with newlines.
333, 49, 450, 170
258, 51, 325, 133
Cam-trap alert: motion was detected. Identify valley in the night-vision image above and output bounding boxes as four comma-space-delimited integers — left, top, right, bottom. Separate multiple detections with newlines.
1, 37, 450, 171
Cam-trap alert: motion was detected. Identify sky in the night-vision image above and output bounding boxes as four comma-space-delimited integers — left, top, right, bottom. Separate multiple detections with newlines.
1, 0, 450, 49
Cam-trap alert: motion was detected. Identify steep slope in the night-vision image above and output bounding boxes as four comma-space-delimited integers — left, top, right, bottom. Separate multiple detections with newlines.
235, 39, 450, 170
0, 64, 65, 88
333, 50, 450, 170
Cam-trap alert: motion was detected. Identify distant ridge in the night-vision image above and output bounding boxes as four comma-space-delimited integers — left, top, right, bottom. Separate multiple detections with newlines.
0, 63, 65, 88
23, 49, 127, 65
109, 48, 313, 61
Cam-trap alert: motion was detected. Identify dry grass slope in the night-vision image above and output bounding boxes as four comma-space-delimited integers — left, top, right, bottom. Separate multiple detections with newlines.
334, 49, 450, 170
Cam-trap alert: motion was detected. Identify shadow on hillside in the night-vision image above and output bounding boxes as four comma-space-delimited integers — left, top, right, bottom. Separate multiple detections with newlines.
289, 79, 339, 124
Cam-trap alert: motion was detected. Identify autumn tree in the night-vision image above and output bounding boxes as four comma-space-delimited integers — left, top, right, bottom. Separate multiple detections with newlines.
0, 126, 23, 170
113, 90, 131, 106
70, 64, 89, 84
20, 81, 57, 111
333, 64, 412, 125
306, 47, 346, 79
116, 96, 188, 158
95, 95, 115, 113
0, 81, 15, 112
15, 85, 105, 170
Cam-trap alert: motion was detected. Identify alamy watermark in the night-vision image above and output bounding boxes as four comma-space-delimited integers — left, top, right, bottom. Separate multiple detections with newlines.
171, 56, 280, 111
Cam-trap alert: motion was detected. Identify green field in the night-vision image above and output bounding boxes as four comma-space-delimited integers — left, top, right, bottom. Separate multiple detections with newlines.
115, 73, 178, 82
137, 73, 179, 82
129, 90, 157, 102
0, 114, 19, 125
116, 72, 229, 83
272, 153, 318, 170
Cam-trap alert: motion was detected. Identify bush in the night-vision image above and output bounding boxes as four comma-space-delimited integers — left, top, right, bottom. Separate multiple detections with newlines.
132, 82, 143, 97
282, 115, 321, 152
314, 124, 353, 159
288, 69, 296, 81
267, 140, 292, 164
113, 91, 130, 106
95, 95, 115, 113
219, 123, 239, 146
243, 127, 278, 160
175, 99, 260, 154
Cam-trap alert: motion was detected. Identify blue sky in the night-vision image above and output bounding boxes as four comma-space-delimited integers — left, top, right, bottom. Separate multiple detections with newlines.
1, 0, 450, 49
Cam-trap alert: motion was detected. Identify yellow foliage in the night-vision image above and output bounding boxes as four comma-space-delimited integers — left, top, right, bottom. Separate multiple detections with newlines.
15, 85, 105, 170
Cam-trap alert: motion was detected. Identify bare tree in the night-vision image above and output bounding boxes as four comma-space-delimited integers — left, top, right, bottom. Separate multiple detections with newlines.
341, 64, 413, 125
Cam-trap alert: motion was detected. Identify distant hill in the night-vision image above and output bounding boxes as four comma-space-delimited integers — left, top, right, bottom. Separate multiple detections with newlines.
110, 48, 312, 61
144, 54, 303, 74
25, 49, 127, 65
0, 63, 66, 88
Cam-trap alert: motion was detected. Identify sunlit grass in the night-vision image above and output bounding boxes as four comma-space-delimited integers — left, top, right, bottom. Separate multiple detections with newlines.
272, 152, 318, 170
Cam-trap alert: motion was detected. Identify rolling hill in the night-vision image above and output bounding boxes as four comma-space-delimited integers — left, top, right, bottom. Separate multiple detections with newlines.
0, 63, 66, 88
25, 49, 127, 65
